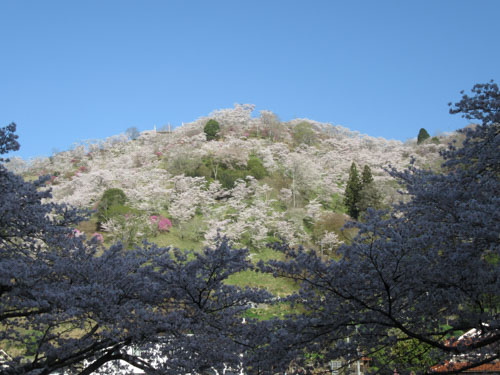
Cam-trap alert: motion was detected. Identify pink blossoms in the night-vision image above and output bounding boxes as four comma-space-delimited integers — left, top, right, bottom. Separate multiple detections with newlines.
150, 215, 172, 232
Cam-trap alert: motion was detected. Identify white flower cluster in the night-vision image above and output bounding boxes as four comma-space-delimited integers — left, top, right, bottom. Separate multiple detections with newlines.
21, 105, 452, 248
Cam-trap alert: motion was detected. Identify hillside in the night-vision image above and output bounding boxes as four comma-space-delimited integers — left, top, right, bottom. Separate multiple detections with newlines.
7, 105, 455, 255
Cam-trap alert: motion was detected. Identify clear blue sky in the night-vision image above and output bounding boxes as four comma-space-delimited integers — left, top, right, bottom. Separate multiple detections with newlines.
1, 0, 499, 160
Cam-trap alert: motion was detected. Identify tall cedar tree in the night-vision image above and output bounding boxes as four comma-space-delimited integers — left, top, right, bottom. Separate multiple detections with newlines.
0, 124, 272, 374
262, 82, 500, 374
344, 162, 362, 219
361, 164, 374, 185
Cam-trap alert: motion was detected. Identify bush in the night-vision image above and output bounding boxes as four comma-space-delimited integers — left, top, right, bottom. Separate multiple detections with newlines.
204, 119, 220, 141
247, 155, 268, 179
165, 153, 204, 176
218, 168, 246, 189
292, 121, 316, 146
186, 157, 212, 180
188, 154, 268, 189
150, 215, 172, 233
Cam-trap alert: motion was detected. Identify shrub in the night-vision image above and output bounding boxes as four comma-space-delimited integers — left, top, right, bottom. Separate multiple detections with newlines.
190, 154, 268, 189
218, 168, 246, 189
165, 152, 204, 176
150, 215, 172, 233
185, 157, 212, 179
247, 155, 268, 179
292, 121, 316, 146
204, 119, 220, 141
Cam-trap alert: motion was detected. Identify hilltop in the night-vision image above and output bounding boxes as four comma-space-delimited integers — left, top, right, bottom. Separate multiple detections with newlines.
6, 104, 456, 257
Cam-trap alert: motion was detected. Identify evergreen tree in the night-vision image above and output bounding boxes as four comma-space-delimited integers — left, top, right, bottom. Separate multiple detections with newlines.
344, 162, 362, 219
204, 119, 220, 141
356, 165, 381, 218
361, 165, 374, 185
417, 127, 430, 144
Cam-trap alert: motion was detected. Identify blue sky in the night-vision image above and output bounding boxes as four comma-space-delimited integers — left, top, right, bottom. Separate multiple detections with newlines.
1, 0, 499, 160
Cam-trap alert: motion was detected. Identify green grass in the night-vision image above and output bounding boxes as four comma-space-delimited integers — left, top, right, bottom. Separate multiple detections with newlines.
149, 229, 203, 251
245, 302, 294, 320
68, 207, 325, 322
226, 270, 299, 296
249, 246, 286, 262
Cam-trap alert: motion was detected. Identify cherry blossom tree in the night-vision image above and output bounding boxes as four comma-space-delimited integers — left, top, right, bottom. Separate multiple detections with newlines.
262, 82, 500, 374
0, 124, 274, 375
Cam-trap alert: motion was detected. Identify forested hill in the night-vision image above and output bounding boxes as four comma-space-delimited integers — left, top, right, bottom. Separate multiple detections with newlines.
6, 104, 455, 251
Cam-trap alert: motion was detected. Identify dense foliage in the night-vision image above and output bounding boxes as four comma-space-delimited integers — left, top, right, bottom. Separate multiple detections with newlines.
204, 119, 220, 141
0, 122, 19, 159
263, 82, 500, 374
292, 121, 316, 146
1, 88, 481, 374
96, 187, 129, 226
0, 124, 272, 374
187, 154, 268, 189
6, 104, 447, 251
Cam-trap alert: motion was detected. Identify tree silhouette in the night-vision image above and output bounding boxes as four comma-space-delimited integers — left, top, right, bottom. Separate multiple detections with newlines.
0, 123, 270, 375
264, 82, 500, 374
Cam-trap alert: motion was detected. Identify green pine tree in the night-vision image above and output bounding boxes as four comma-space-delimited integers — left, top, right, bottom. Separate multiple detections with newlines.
344, 162, 362, 220
361, 165, 374, 185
